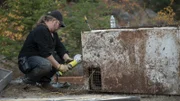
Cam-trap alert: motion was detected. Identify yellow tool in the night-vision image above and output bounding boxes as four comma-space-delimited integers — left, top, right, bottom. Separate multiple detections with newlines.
53, 54, 82, 88
58, 54, 82, 76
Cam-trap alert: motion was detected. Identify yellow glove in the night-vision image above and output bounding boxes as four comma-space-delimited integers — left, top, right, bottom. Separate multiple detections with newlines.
57, 64, 69, 72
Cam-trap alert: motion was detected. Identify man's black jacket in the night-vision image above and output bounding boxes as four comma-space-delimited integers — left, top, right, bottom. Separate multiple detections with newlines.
18, 24, 67, 59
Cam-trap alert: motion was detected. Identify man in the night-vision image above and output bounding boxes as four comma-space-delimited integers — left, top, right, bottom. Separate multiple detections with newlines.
18, 10, 72, 87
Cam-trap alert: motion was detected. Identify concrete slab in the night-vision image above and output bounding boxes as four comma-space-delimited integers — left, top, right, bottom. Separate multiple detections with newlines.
0, 95, 140, 101
0, 68, 12, 92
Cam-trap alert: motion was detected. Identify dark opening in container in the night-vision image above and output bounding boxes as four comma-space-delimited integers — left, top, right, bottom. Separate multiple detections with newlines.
89, 67, 101, 90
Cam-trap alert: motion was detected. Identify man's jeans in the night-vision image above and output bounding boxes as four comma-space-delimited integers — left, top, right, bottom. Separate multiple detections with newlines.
22, 54, 64, 84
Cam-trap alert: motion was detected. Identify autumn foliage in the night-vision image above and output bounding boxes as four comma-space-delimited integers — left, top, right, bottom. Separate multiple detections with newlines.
0, 12, 24, 40
0, 0, 61, 41
154, 6, 176, 25
0, 0, 179, 58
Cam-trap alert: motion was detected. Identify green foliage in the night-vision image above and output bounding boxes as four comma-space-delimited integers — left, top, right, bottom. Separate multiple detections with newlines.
1, 0, 61, 36
58, 0, 110, 56
0, 36, 22, 59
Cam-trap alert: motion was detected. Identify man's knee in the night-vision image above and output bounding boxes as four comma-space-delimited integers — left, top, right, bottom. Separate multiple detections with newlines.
26, 59, 52, 79
41, 62, 52, 73
28, 56, 52, 73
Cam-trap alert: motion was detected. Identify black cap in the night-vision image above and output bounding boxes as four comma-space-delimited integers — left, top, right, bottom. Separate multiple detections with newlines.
47, 10, 65, 27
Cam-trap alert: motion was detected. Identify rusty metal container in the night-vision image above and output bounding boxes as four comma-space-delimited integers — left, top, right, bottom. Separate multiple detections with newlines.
0, 68, 12, 92
82, 27, 180, 95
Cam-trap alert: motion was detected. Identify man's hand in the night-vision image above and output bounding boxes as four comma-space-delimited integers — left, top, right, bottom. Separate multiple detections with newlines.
63, 54, 73, 63
65, 58, 73, 63
57, 64, 69, 72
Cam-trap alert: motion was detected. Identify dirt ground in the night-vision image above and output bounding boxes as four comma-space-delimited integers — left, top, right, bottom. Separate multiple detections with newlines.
0, 78, 87, 98
1, 79, 180, 101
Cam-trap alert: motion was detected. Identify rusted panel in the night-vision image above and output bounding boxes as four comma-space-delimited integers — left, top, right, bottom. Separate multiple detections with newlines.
82, 27, 180, 95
